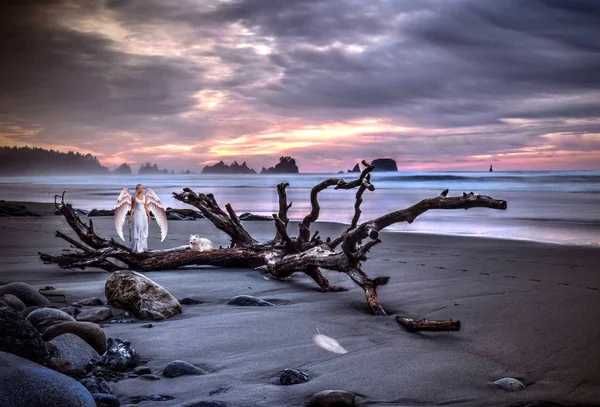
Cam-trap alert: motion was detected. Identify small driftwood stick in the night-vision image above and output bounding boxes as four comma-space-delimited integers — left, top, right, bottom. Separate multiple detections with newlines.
395, 316, 461, 333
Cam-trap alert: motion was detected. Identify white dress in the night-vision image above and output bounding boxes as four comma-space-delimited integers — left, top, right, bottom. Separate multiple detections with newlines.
131, 196, 148, 253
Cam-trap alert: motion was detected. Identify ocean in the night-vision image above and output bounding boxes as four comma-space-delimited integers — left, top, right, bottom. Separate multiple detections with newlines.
1, 171, 599, 246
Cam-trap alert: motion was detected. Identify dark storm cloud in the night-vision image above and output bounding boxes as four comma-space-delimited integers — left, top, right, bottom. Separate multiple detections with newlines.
0, 1, 203, 129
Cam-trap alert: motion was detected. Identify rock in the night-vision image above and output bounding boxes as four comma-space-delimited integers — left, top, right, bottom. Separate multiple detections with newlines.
0, 201, 41, 217
0, 307, 51, 366
49, 333, 100, 370
280, 368, 310, 385
308, 390, 356, 407
227, 295, 274, 307
80, 375, 113, 394
1, 294, 26, 311
202, 160, 257, 175
260, 156, 299, 174
165, 208, 204, 219
92, 393, 120, 407
42, 321, 107, 354
60, 306, 82, 316
98, 338, 139, 371
0, 300, 7, 308
133, 366, 152, 375
0, 282, 51, 306
26, 307, 76, 333
141, 323, 153, 328
494, 377, 526, 392
76, 307, 113, 323
371, 158, 398, 172
88, 209, 115, 216
78, 297, 104, 306
238, 213, 273, 221
0, 351, 95, 406
162, 360, 204, 378
105, 270, 182, 321
167, 212, 195, 221
179, 297, 203, 305
140, 374, 162, 380
347, 163, 360, 173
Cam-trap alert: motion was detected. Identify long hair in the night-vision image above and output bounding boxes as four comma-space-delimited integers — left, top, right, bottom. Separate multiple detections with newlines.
135, 184, 143, 194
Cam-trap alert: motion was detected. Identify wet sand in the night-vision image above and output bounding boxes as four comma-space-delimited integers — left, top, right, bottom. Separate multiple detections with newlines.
1, 204, 599, 406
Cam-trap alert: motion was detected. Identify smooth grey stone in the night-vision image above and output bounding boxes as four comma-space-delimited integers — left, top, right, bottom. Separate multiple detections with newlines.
163, 360, 204, 378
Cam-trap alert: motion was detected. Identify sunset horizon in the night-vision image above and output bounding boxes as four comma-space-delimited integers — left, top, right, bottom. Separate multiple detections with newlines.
1, 1, 599, 173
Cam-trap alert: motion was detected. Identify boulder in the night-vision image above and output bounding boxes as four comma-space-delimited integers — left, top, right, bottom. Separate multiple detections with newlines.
308, 390, 356, 407
494, 377, 526, 392
0, 282, 51, 306
280, 368, 310, 385
162, 360, 204, 378
227, 295, 274, 307
76, 307, 113, 323
42, 321, 107, 354
26, 307, 76, 333
0, 307, 51, 366
0, 351, 95, 407
0, 294, 26, 311
92, 393, 120, 407
105, 270, 182, 320
77, 297, 105, 306
97, 338, 139, 371
49, 333, 100, 370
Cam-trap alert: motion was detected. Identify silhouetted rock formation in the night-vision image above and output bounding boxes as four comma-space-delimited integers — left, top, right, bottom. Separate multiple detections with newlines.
113, 163, 132, 175
0, 201, 40, 217
261, 156, 299, 174
348, 163, 360, 173
202, 161, 256, 174
371, 158, 398, 172
0, 146, 109, 175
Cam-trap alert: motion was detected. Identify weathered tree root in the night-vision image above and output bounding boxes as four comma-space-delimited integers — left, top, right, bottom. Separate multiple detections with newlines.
395, 317, 461, 332
39, 163, 507, 315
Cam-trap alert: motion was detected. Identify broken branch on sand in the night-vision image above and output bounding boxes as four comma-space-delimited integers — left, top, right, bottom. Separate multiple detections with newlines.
39, 162, 507, 315
395, 316, 462, 332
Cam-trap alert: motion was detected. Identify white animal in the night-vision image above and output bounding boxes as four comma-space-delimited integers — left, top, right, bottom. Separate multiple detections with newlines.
189, 234, 214, 252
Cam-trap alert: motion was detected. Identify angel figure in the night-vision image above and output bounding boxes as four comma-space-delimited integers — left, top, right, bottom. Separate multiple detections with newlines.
114, 184, 168, 253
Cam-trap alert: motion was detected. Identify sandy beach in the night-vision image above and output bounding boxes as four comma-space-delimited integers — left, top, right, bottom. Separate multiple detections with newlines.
1, 203, 599, 407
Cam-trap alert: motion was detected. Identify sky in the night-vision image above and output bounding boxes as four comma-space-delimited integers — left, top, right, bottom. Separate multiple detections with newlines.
1, 0, 599, 173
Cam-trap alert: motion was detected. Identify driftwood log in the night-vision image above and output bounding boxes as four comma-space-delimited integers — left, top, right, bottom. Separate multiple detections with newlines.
39, 161, 507, 315
395, 317, 461, 332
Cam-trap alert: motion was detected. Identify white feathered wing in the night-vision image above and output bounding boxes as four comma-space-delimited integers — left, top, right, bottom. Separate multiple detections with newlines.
145, 187, 168, 242
114, 188, 132, 241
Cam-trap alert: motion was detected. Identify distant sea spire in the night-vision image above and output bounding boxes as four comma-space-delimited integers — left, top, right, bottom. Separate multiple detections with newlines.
489, 165, 493, 172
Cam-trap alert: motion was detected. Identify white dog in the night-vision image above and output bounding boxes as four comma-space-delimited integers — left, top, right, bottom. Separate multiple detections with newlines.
189, 234, 214, 252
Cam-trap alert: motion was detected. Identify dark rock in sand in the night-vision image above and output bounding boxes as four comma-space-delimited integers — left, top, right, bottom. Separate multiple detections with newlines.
26, 307, 76, 333
76, 306, 113, 323
163, 360, 204, 378
280, 368, 310, 385
49, 333, 100, 370
0, 282, 51, 306
0, 307, 51, 366
140, 373, 162, 380
81, 375, 113, 394
133, 366, 152, 375
239, 212, 273, 221
0, 351, 95, 407
0, 201, 41, 217
494, 377, 525, 392
92, 393, 120, 407
308, 390, 356, 407
88, 209, 115, 216
0, 293, 26, 311
98, 338, 139, 371
371, 158, 398, 172
78, 297, 105, 306
141, 323, 153, 328
227, 295, 274, 307
105, 270, 182, 321
43, 321, 107, 355
179, 297, 203, 305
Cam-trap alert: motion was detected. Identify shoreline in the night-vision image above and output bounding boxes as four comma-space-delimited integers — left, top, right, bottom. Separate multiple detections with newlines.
4, 200, 600, 249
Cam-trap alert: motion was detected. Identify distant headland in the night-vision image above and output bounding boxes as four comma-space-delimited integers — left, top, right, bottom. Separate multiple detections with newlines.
202, 156, 300, 175
343, 158, 398, 173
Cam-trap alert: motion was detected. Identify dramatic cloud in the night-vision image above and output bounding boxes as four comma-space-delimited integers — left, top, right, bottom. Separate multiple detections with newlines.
1, 0, 599, 171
